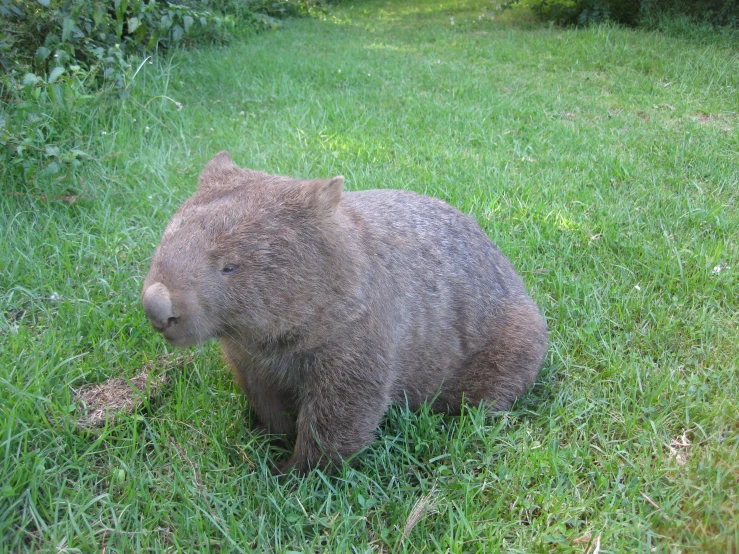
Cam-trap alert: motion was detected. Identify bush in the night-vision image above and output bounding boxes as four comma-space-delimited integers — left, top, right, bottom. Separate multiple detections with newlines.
504, 0, 639, 25
0, 0, 231, 191
0, 64, 96, 186
0, 0, 238, 78
0, 0, 316, 193
501, 0, 739, 27
643, 0, 739, 28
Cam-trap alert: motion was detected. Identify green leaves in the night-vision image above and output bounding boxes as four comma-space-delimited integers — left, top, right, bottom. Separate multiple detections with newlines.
504, 0, 739, 26
3, 0, 241, 85
61, 17, 76, 42
0, 0, 308, 200
22, 72, 41, 87
48, 66, 65, 84
127, 16, 140, 34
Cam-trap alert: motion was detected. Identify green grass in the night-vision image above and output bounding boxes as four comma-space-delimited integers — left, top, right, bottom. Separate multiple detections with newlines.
2, 0, 738, 551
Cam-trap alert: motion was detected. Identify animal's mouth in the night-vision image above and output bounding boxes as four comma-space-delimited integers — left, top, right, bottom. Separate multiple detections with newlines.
160, 327, 201, 347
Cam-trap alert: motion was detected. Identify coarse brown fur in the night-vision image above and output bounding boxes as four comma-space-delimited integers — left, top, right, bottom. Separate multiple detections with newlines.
142, 151, 548, 473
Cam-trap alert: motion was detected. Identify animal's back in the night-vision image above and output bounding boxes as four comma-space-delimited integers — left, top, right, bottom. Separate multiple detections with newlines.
339, 189, 533, 408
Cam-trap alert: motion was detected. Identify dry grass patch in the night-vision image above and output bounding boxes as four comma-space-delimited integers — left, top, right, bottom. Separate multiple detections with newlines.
72, 354, 193, 429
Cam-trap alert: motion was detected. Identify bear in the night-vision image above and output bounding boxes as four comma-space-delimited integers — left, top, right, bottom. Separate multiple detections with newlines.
142, 151, 548, 473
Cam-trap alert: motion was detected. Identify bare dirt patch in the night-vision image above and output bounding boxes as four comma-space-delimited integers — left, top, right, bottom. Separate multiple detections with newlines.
72, 354, 193, 429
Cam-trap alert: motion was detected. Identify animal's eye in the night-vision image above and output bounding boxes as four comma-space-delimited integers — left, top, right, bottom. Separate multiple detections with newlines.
221, 264, 238, 274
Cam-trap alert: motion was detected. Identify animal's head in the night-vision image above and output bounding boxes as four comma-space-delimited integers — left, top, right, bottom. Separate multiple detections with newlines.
142, 151, 344, 346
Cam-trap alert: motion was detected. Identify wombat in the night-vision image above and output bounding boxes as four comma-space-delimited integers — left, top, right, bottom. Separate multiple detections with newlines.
142, 151, 548, 473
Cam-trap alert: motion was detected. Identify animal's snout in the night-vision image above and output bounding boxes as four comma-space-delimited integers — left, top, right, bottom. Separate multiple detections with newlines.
142, 282, 176, 332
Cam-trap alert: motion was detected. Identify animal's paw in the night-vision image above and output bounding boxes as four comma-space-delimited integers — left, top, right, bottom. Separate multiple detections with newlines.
272, 457, 297, 477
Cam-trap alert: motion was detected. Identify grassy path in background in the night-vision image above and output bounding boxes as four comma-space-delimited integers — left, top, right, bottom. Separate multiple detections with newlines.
1, 0, 738, 551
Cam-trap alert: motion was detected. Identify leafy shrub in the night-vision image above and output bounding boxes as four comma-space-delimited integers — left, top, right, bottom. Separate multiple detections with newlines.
504, 0, 639, 25
0, 0, 230, 192
0, 0, 315, 193
643, 0, 739, 28
1, 0, 236, 77
0, 65, 94, 185
501, 0, 739, 27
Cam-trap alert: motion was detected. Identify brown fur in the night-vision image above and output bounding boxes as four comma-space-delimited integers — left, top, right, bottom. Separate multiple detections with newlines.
142, 151, 548, 473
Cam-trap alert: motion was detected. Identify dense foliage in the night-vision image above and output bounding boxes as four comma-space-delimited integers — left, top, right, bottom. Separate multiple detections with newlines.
650, 0, 739, 27
0, 0, 310, 76
502, 0, 739, 27
0, 0, 314, 191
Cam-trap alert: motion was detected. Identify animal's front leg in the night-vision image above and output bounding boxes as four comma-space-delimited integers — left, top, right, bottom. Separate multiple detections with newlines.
244, 377, 296, 438
277, 352, 392, 473
221, 340, 296, 438
276, 401, 383, 474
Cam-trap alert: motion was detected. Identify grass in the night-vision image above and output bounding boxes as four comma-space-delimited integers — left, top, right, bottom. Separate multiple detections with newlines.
1, 0, 738, 551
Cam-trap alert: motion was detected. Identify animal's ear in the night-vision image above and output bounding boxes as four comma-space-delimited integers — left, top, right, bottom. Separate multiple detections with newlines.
303, 176, 344, 212
198, 151, 238, 188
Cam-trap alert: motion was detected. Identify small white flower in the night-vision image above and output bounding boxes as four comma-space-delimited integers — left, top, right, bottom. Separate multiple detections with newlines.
712, 265, 723, 274
101, 131, 107, 135
367, 73, 371, 77
450, 17, 455, 25
49, 292, 61, 302
338, 69, 342, 73
239, 111, 245, 116
133, 118, 137, 122
145, 126, 150, 132
148, 195, 153, 200
634, 285, 641, 291
175, 101, 183, 111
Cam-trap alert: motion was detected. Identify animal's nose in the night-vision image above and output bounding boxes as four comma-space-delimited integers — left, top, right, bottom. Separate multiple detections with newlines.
153, 316, 179, 331
142, 282, 176, 332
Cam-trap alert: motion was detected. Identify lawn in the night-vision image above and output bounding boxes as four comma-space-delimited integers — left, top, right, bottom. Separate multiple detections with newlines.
1, 0, 738, 551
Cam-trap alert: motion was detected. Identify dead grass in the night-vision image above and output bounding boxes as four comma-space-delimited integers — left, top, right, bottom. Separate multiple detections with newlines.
72, 354, 192, 429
